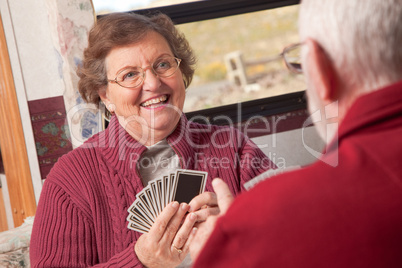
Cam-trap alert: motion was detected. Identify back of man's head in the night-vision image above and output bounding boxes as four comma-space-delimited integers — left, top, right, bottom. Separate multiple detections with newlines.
299, 0, 402, 93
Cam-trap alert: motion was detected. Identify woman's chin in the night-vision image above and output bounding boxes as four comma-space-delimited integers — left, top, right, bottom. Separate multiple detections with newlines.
152, 115, 180, 131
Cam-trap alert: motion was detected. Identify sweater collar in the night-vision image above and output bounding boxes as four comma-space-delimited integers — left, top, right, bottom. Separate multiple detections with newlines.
327, 79, 402, 152
99, 114, 199, 176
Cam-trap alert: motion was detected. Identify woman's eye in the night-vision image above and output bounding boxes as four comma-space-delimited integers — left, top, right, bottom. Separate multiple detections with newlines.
122, 70, 140, 81
155, 61, 171, 70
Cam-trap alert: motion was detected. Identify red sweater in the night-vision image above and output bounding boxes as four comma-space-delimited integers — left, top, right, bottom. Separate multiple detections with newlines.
194, 80, 402, 267
30, 115, 274, 267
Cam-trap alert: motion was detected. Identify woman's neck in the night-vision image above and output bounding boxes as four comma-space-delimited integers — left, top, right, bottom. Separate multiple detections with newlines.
116, 115, 178, 146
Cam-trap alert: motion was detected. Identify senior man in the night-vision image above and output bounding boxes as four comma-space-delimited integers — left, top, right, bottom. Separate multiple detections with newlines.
189, 0, 402, 267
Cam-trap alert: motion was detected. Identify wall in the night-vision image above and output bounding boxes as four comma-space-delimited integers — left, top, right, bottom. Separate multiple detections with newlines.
252, 127, 325, 168
0, 0, 96, 228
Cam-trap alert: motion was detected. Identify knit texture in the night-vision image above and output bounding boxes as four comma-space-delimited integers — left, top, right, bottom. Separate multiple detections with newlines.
30, 115, 274, 267
194, 80, 402, 267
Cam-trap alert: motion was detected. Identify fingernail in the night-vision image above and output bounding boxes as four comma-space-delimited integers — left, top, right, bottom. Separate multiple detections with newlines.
190, 213, 197, 220
192, 227, 198, 234
171, 201, 179, 208
212, 178, 222, 186
181, 203, 189, 210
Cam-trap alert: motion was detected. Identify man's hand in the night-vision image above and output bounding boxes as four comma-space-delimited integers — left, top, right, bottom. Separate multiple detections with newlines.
188, 178, 234, 261
188, 191, 219, 222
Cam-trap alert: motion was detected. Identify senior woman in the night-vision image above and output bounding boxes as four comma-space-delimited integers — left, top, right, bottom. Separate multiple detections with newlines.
30, 12, 274, 267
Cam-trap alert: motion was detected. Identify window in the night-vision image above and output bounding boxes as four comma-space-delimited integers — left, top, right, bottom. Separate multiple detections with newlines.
93, 0, 304, 114
93, 0, 200, 14
177, 6, 304, 112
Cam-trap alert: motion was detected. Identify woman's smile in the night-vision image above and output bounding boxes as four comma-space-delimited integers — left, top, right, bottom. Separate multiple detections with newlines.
140, 94, 170, 109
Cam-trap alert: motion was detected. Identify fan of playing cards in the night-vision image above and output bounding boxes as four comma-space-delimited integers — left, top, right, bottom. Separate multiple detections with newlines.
127, 169, 208, 234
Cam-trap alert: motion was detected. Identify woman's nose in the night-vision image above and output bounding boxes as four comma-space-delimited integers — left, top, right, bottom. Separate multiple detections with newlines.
142, 67, 161, 91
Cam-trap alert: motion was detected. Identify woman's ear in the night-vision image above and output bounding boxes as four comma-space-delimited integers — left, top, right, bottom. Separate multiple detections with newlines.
98, 86, 108, 102
98, 87, 114, 113
305, 38, 338, 102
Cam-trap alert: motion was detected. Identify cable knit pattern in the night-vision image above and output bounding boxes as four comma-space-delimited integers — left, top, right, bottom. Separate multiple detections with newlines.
30, 115, 275, 267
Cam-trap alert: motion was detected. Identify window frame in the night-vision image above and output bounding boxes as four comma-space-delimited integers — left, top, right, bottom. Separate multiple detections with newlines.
126, 0, 300, 24
98, 0, 305, 132
97, 0, 301, 24
185, 91, 307, 137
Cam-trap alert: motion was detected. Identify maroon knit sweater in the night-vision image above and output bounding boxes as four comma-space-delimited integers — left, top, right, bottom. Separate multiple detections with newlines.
30, 115, 274, 267
193, 81, 402, 268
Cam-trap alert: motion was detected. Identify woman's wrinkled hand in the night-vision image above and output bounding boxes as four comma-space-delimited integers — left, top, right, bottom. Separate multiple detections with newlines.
134, 201, 197, 268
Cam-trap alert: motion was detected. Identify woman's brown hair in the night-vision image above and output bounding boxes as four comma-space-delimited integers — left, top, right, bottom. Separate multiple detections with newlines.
77, 12, 196, 106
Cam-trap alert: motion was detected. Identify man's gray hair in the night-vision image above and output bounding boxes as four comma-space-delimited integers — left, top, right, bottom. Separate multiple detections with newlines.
299, 0, 402, 92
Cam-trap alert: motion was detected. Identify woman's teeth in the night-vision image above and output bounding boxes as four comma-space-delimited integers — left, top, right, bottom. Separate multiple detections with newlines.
141, 95, 168, 107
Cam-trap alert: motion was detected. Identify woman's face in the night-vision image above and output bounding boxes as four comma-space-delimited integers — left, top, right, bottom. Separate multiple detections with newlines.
100, 31, 186, 145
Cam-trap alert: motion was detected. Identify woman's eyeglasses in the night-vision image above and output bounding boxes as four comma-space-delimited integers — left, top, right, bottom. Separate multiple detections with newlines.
108, 56, 182, 89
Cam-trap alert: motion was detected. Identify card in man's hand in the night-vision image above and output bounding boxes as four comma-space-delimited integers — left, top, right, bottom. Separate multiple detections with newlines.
127, 169, 208, 234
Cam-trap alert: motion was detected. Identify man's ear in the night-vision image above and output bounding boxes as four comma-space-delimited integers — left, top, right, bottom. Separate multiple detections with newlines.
305, 38, 338, 102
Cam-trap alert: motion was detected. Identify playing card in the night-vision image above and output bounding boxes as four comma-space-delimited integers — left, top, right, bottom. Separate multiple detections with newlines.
144, 187, 158, 219
167, 173, 175, 204
127, 213, 152, 230
172, 169, 208, 204
136, 200, 155, 224
163, 175, 169, 208
149, 180, 162, 215
157, 179, 164, 212
127, 202, 153, 228
127, 219, 150, 234
127, 169, 208, 233
136, 191, 156, 221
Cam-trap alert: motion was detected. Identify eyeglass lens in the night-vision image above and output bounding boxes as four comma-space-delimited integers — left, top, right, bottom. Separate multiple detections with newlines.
115, 57, 180, 88
284, 45, 302, 74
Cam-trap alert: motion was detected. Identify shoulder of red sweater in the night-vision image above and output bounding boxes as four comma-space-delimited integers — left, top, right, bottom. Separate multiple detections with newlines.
187, 120, 236, 130
186, 121, 246, 139
44, 144, 105, 198
49, 134, 104, 179
241, 162, 333, 198
68, 130, 104, 156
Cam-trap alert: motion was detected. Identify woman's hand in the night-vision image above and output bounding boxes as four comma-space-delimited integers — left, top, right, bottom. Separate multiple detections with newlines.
188, 191, 219, 222
135, 202, 197, 268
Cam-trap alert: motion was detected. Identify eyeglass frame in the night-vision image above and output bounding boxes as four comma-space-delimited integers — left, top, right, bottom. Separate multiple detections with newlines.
107, 56, 182, 89
280, 42, 304, 74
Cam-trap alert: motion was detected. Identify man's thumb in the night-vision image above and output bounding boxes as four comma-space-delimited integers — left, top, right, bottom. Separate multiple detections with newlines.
212, 178, 234, 214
